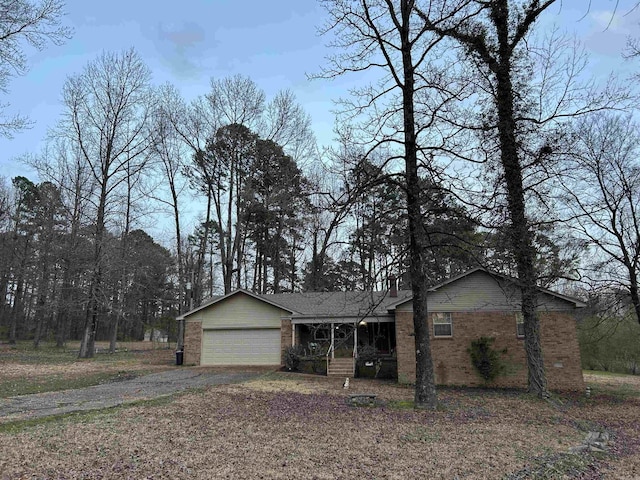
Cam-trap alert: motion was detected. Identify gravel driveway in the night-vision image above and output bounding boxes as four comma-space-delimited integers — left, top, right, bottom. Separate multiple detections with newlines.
0, 368, 263, 423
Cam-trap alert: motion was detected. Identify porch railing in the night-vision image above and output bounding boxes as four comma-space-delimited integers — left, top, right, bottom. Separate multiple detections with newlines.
325, 339, 334, 374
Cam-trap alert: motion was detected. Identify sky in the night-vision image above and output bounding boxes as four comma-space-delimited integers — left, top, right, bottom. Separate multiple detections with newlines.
0, 0, 638, 185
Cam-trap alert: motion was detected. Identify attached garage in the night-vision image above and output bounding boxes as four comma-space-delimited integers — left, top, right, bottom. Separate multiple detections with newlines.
179, 289, 295, 367
201, 328, 281, 366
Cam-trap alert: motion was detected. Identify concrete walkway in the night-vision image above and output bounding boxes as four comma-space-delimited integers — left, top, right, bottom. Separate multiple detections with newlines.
0, 369, 262, 423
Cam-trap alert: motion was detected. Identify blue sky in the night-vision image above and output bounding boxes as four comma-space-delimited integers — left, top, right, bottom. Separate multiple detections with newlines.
0, 0, 638, 182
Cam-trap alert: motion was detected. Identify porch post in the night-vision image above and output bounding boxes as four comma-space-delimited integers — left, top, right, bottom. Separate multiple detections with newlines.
292, 321, 296, 347
331, 322, 335, 359
353, 322, 358, 358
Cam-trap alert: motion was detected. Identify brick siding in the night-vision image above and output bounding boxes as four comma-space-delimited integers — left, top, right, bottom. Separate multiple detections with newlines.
281, 319, 292, 364
396, 311, 584, 392
184, 321, 202, 365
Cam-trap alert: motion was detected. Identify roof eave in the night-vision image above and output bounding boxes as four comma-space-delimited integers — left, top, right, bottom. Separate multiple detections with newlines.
177, 288, 296, 320
384, 267, 587, 310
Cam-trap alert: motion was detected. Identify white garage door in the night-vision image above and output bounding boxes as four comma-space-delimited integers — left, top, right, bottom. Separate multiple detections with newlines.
201, 328, 281, 365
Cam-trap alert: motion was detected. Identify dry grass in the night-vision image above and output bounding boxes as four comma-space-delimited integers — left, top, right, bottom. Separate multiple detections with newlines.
0, 342, 174, 397
1, 370, 638, 479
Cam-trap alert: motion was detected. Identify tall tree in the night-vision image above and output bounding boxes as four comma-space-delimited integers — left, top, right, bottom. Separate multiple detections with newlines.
166, 75, 316, 300
562, 113, 640, 325
27, 139, 96, 347
415, 0, 633, 397
190, 123, 257, 294
414, 0, 556, 396
245, 139, 309, 293
319, 0, 444, 409
0, 0, 71, 137
4, 176, 39, 343
58, 48, 153, 358
32, 181, 65, 347
150, 84, 190, 315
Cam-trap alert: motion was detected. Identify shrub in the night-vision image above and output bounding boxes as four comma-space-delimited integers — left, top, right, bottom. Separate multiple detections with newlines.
357, 345, 377, 362
468, 337, 506, 383
283, 345, 306, 371
312, 356, 326, 374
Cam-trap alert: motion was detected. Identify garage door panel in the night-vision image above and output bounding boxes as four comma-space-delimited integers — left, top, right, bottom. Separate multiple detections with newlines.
202, 329, 280, 365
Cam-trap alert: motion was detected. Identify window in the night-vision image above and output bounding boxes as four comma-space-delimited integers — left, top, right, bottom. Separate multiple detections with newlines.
516, 313, 525, 338
433, 312, 452, 337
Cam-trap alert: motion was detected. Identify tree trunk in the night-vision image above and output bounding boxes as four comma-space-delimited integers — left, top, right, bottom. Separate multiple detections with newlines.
33, 255, 50, 348
8, 276, 23, 345
627, 265, 640, 325
172, 186, 185, 350
79, 186, 107, 359
109, 311, 120, 353
400, 0, 437, 410
493, 0, 547, 397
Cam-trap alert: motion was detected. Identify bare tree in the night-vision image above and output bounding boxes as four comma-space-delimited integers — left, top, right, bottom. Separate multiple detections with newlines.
175, 75, 317, 297
57, 48, 153, 358
263, 89, 317, 166
318, 0, 451, 409
0, 0, 71, 137
562, 113, 640, 325
414, 0, 637, 397
150, 84, 190, 316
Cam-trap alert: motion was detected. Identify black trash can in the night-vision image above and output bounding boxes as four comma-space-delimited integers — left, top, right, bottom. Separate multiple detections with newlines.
175, 349, 184, 366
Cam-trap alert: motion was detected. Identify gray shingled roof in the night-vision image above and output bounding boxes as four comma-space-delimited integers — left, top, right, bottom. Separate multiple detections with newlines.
178, 267, 585, 321
260, 290, 412, 318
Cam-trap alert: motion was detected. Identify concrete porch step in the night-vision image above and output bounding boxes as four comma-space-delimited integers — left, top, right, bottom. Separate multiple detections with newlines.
327, 358, 355, 376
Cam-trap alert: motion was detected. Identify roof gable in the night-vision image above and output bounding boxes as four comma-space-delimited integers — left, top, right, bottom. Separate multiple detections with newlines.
389, 268, 586, 311
177, 288, 295, 320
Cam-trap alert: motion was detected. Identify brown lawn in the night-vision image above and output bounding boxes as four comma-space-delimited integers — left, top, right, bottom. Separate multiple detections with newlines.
0, 342, 175, 398
0, 342, 175, 373
0, 368, 639, 479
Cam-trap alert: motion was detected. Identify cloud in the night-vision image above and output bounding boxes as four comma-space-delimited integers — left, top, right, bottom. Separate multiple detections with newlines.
159, 22, 205, 48
580, 7, 640, 55
589, 7, 640, 35
155, 22, 209, 78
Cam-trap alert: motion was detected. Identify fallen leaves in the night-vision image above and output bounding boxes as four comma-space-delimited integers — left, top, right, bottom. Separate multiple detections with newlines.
0, 370, 638, 479
0, 378, 576, 478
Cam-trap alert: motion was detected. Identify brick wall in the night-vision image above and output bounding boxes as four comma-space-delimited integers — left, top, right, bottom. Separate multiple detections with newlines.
184, 321, 202, 365
281, 319, 292, 364
395, 311, 584, 392
395, 311, 416, 384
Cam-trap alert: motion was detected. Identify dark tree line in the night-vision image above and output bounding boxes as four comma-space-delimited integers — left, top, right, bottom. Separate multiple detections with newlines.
0, 177, 174, 346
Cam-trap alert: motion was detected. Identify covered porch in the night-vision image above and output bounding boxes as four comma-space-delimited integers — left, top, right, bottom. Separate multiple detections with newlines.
291, 317, 397, 377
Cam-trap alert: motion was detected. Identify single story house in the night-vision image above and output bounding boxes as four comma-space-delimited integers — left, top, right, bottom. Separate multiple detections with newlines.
178, 268, 586, 391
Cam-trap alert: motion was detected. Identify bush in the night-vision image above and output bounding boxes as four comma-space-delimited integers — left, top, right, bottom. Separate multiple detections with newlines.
357, 345, 377, 362
468, 337, 506, 383
284, 345, 306, 371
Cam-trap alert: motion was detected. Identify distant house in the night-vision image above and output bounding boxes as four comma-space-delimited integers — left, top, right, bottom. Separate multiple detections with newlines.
178, 268, 585, 391
144, 328, 169, 343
